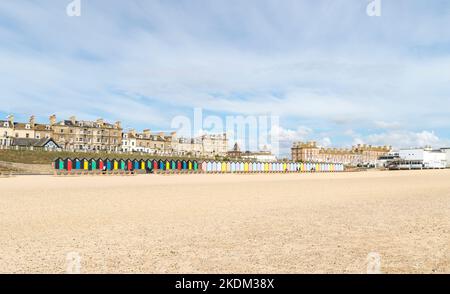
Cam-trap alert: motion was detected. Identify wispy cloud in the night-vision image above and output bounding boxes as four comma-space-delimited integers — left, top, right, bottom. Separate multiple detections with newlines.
0, 0, 449, 154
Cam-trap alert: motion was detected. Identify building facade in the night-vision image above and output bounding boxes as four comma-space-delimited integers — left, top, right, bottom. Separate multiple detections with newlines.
199, 133, 228, 157
51, 116, 122, 152
441, 148, 450, 168
173, 133, 228, 158
174, 137, 203, 157
291, 141, 391, 166
228, 143, 277, 162
398, 147, 447, 169
0, 115, 14, 146
241, 150, 277, 162
122, 129, 176, 155
1, 115, 54, 147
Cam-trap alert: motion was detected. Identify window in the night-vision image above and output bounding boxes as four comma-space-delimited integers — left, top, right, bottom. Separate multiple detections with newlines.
26, 133, 29, 138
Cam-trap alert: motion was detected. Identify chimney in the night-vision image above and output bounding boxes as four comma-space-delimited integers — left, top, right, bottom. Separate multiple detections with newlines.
158, 132, 164, 137
143, 129, 151, 135
7, 114, 14, 125
114, 121, 121, 129
49, 114, 56, 126
96, 118, 104, 126
29, 115, 36, 127
70, 116, 76, 125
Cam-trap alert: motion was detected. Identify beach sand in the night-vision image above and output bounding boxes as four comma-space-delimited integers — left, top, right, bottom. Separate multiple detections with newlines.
0, 170, 449, 273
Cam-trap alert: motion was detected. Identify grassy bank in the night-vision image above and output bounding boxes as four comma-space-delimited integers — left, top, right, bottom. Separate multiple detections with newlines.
0, 149, 218, 165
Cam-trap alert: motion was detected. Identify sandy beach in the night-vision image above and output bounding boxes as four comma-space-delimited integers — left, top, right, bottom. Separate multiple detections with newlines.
0, 170, 449, 273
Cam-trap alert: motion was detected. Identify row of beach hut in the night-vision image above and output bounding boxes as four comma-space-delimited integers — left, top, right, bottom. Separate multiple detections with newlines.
54, 158, 345, 173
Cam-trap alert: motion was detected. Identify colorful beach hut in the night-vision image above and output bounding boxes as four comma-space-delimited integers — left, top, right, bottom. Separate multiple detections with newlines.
157, 160, 164, 170
80, 158, 88, 170
105, 159, 112, 170
73, 158, 81, 170
54, 158, 64, 170
89, 158, 96, 170
126, 159, 132, 171
118, 159, 125, 170
64, 158, 72, 172
97, 159, 104, 170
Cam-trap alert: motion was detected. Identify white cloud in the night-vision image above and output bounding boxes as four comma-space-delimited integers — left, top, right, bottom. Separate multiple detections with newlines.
319, 137, 332, 148
354, 130, 449, 149
271, 125, 312, 142
0, 0, 449, 146
374, 121, 402, 130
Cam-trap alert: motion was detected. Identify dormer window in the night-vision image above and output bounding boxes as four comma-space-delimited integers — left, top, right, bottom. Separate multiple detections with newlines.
3, 122, 8, 127
25, 124, 30, 129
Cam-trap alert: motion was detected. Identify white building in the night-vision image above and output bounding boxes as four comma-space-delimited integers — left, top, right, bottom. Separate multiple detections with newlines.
199, 133, 228, 157
174, 133, 228, 158
0, 116, 14, 147
241, 146, 277, 162
174, 137, 203, 157
121, 132, 137, 153
241, 151, 277, 162
376, 152, 399, 168
399, 147, 447, 169
441, 148, 450, 168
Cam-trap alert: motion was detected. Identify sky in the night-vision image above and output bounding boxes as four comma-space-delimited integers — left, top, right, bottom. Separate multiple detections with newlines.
1, 0, 450, 156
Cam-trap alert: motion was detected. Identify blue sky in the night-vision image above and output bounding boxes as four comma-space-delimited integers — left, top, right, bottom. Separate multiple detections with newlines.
1, 0, 450, 155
